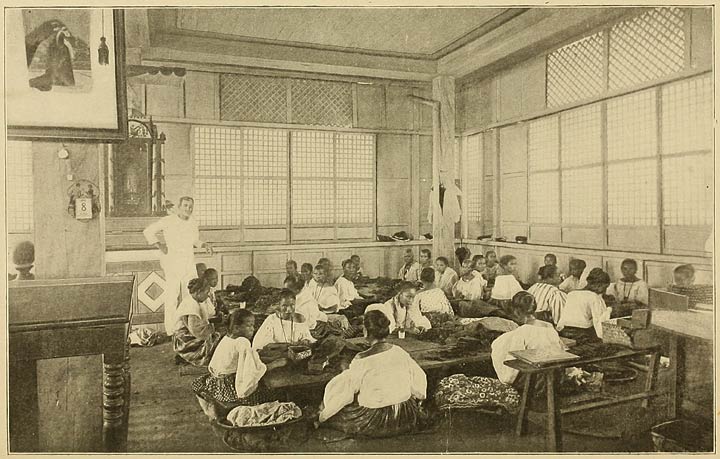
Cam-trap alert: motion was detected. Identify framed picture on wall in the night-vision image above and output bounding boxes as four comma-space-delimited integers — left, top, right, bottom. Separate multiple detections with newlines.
6, 8, 127, 141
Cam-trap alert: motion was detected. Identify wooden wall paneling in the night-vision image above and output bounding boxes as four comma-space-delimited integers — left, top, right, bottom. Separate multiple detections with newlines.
376, 134, 411, 178
562, 227, 605, 248
126, 80, 146, 115
416, 86, 434, 131
385, 85, 415, 130
691, 8, 713, 70
664, 226, 713, 256
292, 227, 335, 241
243, 228, 287, 242
145, 84, 184, 118
497, 68, 524, 121
336, 227, 374, 240
355, 83, 385, 129
522, 56, 547, 114
253, 251, 288, 273
529, 225, 561, 244
222, 273, 252, 287
184, 71, 218, 120
500, 175, 528, 223
410, 135, 421, 237
355, 248, 385, 278
163, 176, 194, 209
499, 124, 527, 174
607, 227, 661, 253
377, 179, 411, 228
222, 253, 253, 272
501, 223, 529, 240
289, 250, 325, 269
156, 123, 192, 177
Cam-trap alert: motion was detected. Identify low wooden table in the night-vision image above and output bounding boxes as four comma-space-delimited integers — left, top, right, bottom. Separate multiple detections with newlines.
506, 344, 662, 452
263, 335, 491, 391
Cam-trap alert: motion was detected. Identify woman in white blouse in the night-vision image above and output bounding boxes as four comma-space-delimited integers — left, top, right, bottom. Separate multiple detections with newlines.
252, 289, 316, 350
434, 256, 459, 298
557, 268, 612, 341
490, 255, 524, 304
606, 258, 649, 306
452, 258, 487, 301
317, 310, 427, 437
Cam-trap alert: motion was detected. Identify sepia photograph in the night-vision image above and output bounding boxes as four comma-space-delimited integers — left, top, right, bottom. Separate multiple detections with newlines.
3, 3, 716, 455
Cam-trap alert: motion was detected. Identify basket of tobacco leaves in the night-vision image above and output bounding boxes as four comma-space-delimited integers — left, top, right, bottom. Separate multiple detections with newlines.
214, 408, 311, 452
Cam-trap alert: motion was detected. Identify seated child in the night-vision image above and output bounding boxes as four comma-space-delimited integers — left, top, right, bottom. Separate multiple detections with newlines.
318, 258, 336, 283
350, 254, 364, 278
672, 264, 695, 287
419, 248, 433, 270
285, 259, 301, 285
335, 259, 363, 310
490, 255, 524, 303
472, 255, 486, 278
559, 259, 587, 293
307, 265, 342, 314
201, 267, 224, 318
300, 263, 314, 288
557, 268, 612, 341
542, 253, 564, 281
606, 258, 648, 306
192, 310, 284, 419
412, 267, 453, 315
453, 258, 487, 301
252, 289, 316, 350
527, 265, 567, 325
435, 256, 459, 298
398, 249, 422, 283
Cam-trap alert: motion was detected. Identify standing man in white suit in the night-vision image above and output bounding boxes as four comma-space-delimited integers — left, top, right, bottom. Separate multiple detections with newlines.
144, 196, 213, 335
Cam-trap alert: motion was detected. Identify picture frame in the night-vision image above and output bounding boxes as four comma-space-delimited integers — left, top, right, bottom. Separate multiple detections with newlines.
6, 8, 127, 142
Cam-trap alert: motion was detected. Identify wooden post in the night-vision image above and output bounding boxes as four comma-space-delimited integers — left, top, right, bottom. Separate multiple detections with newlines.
432, 75, 456, 262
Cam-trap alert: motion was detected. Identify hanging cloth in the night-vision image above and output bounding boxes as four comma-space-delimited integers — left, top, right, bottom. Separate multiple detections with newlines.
427, 183, 463, 224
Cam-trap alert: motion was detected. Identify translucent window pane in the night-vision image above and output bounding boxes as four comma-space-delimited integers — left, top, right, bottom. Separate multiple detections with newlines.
662, 154, 713, 225
561, 104, 602, 168
562, 167, 602, 225
607, 89, 657, 161
464, 134, 483, 222
547, 32, 605, 107
336, 181, 373, 224
242, 128, 288, 177
193, 127, 241, 176
454, 137, 461, 179
607, 159, 658, 226
529, 171, 560, 224
194, 178, 242, 226
662, 75, 713, 155
292, 180, 335, 225
6, 141, 33, 232
291, 131, 334, 177
336, 133, 373, 179
243, 179, 287, 226
528, 116, 559, 171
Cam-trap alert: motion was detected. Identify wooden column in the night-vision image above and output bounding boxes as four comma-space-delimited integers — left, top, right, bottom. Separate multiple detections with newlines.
431, 75, 456, 261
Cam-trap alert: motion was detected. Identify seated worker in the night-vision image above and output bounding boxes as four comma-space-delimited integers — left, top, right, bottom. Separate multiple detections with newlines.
398, 249, 422, 283
173, 278, 222, 367
672, 264, 696, 287
455, 246, 471, 266
435, 256, 459, 298
452, 257, 487, 301
365, 281, 431, 334
198, 267, 223, 318
285, 277, 353, 339
606, 258, 649, 306
491, 292, 567, 387
285, 259, 301, 285
483, 250, 501, 286
318, 258, 336, 283
412, 267, 453, 316
307, 265, 342, 314
350, 254, 364, 278
192, 310, 285, 420
300, 263, 314, 288
556, 268, 612, 342
490, 255, 524, 304
419, 248, 433, 270
252, 289, 316, 350
335, 259, 363, 310
472, 254, 486, 278
527, 265, 567, 325
316, 310, 427, 438
559, 259, 586, 293
542, 253, 564, 281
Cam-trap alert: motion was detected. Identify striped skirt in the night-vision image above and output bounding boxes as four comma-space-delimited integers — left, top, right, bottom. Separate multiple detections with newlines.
173, 327, 222, 367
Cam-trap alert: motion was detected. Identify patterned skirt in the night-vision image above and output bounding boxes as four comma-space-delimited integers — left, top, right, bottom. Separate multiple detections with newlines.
192, 373, 276, 405
324, 397, 427, 438
559, 326, 600, 344
173, 327, 222, 367
433, 374, 521, 414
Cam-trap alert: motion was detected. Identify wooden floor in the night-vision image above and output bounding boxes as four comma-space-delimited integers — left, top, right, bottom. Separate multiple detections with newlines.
127, 341, 671, 453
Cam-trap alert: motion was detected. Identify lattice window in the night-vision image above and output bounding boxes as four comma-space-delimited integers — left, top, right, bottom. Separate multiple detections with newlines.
336, 133, 373, 179
194, 178, 242, 226
528, 116, 559, 171
220, 74, 288, 123
6, 141, 33, 233
662, 153, 713, 226
560, 104, 602, 168
464, 134, 483, 222
608, 159, 658, 226
483, 179, 494, 230
194, 127, 241, 176
292, 179, 335, 225
242, 128, 288, 177
662, 75, 713, 155
291, 131, 334, 177
607, 89, 658, 161
547, 32, 605, 108
562, 167, 602, 225
609, 8, 685, 90
243, 179, 287, 226
453, 137, 461, 179
291, 79, 353, 127
529, 171, 560, 224
336, 181, 374, 224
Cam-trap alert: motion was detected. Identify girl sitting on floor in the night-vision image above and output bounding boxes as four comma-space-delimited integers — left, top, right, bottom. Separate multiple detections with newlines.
413, 267, 453, 316
316, 310, 428, 437
365, 281, 431, 334
434, 256, 459, 298
173, 277, 222, 367
490, 255, 524, 305
527, 265, 567, 326
606, 258, 649, 307
192, 310, 285, 420
419, 248, 433, 270
452, 258, 487, 301
556, 268, 612, 342
252, 289, 316, 350
300, 263, 314, 287
307, 264, 342, 314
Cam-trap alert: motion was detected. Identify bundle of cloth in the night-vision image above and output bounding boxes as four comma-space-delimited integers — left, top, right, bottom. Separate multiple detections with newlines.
226, 401, 302, 428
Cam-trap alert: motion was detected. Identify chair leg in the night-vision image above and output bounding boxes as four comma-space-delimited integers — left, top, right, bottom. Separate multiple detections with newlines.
515, 374, 532, 436
642, 350, 661, 409
545, 371, 562, 452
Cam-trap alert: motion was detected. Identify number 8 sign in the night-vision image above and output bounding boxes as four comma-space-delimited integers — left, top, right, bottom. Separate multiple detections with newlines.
67, 180, 101, 220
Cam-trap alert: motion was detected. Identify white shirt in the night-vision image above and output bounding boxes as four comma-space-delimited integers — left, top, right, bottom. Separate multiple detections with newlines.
335, 276, 362, 309
294, 288, 328, 330
143, 214, 202, 259
437, 268, 459, 297
452, 273, 487, 301
607, 279, 649, 305
305, 279, 342, 313
398, 262, 422, 283
556, 290, 612, 338
365, 297, 432, 332
491, 322, 567, 385
559, 276, 586, 293
251, 314, 316, 350
319, 345, 426, 421
412, 287, 453, 315
209, 336, 267, 398
491, 275, 523, 301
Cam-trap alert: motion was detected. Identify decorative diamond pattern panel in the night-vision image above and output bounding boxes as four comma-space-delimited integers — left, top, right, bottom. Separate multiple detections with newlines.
138, 271, 166, 313
336, 181, 373, 224
291, 131, 334, 177
609, 8, 685, 90
608, 159, 657, 226
242, 128, 288, 177
292, 180, 335, 224
291, 79, 352, 127
528, 116, 559, 171
607, 89, 657, 161
194, 127, 241, 176
194, 178, 242, 226
662, 153, 713, 225
547, 32, 604, 107
464, 134, 483, 222
529, 171, 560, 224
336, 133, 374, 179
662, 75, 713, 155
243, 179, 287, 226
220, 74, 287, 123
6, 141, 33, 232
562, 167, 602, 225
561, 104, 602, 168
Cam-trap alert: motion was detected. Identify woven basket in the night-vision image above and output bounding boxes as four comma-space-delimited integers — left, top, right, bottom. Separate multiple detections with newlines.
214, 415, 310, 452
650, 419, 712, 452
287, 345, 312, 361
601, 318, 633, 348
670, 284, 714, 308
